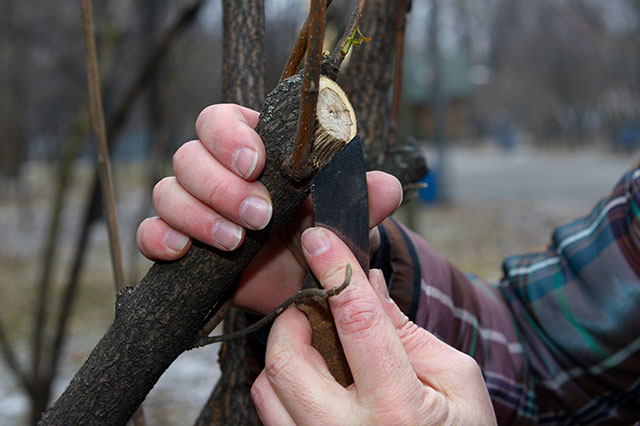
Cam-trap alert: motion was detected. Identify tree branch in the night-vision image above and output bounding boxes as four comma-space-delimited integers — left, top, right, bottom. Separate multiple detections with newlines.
279, 0, 333, 82
329, 0, 368, 68
0, 317, 31, 392
284, 0, 326, 180
81, 0, 125, 292
388, 0, 407, 147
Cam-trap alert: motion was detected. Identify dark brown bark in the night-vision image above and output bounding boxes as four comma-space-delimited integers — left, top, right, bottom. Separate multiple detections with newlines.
340, 0, 427, 186
222, 0, 265, 111
40, 72, 345, 426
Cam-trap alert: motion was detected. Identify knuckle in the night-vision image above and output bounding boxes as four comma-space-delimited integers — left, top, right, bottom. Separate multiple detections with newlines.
135, 220, 150, 249
152, 177, 173, 211
195, 104, 219, 133
332, 292, 380, 339
250, 376, 268, 408
422, 389, 451, 424
457, 352, 482, 376
176, 203, 199, 233
264, 345, 293, 380
203, 175, 230, 206
172, 140, 198, 175
397, 321, 429, 353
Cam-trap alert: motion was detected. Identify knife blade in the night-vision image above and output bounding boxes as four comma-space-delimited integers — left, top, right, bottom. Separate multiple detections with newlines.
311, 134, 370, 273
297, 134, 369, 387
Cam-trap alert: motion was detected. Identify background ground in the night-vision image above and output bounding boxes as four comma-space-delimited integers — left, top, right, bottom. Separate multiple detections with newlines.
0, 145, 634, 425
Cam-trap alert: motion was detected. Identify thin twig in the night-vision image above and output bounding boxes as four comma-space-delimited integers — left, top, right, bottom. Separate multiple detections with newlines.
329, 0, 368, 67
45, 0, 206, 401
284, 0, 326, 180
81, 0, 125, 292
279, 0, 333, 82
388, 0, 407, 147
198, 299, 232, 339
0, 318, 31, 392
30, 113, 88, 389
193, 265, 352, 348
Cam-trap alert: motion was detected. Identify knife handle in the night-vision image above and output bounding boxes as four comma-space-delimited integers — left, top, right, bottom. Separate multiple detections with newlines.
296, 271, 354, 387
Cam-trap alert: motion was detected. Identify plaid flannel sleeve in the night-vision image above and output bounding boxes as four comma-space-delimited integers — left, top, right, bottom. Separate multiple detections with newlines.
376, 162, 640, 425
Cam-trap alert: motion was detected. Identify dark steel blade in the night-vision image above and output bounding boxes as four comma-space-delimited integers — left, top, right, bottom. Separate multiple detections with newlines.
311, 134, 369, 273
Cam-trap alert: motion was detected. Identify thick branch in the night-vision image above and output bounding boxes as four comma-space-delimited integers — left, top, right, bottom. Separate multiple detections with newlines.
40, 73, 350, 426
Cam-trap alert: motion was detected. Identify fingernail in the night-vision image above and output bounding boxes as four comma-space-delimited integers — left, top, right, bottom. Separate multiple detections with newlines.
239, 197, 272, 230
370, 269, 391, 301
393, 176, 404, 209
232, 147, 258, 178
211, 220, 242, 250
301, 227, 331, 256
164, 229, 189, 252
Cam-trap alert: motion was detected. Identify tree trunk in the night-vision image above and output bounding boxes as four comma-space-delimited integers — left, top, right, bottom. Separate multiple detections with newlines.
340, 0, 428, 186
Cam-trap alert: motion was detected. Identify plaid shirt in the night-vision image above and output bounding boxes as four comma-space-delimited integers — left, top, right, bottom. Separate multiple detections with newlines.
375, 164, 640, 425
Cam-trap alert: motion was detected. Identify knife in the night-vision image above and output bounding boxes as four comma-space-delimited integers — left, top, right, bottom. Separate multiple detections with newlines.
297, 134, 369, 387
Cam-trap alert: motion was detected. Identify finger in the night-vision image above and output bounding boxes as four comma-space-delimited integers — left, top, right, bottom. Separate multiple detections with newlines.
173, 140, 272, 231
263, 306, 353, 424
366, 171, 402, 228
251, 371, 296, 426
195, 104, 265, 180
300, 227, 422, 401
233, 237, 305, 314
136, 216, 192, 261
152, 176, 244, 251
367, 269, 486, 399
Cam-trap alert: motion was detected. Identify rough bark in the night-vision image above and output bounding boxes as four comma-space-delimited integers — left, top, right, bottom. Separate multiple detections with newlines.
40, 72, 346, 426
340, 0, 428, 186
222, 0, 265, 111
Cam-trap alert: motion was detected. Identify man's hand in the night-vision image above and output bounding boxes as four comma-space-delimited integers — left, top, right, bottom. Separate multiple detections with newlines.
136, 104, 403, 314
251, 227, 497, 425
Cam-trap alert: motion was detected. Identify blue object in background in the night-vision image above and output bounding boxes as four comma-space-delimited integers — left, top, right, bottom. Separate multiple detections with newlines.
614, 120, 640, 152
419, 167, 439, 204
